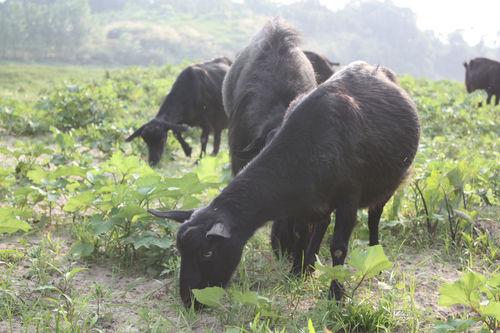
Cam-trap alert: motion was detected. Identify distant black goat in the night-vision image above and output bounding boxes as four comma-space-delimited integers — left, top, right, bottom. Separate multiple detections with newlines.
126, 57, 232, 165
464, 57, 500, 106
149, 56, 420, 308
303, 50, 340, 84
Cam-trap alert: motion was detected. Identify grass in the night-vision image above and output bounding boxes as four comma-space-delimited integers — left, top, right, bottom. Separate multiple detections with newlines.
0, 63, 110, 100
0, 63, 499, 332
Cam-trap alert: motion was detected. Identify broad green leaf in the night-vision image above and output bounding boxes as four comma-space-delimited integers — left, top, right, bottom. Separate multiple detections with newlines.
27, 168, 47, 183
438, 271, 485, 308
53, 165, 86, 178
349, 247, 365, 271
0, 218, 31, 234
70, 241, 94, 258
64, 191, 94, 212
349, 245, 392, 278
0, 207, 31, 234
230, 290, 260, 306
481, 301, 500, 320
432, 319, 476, 333
90, 217, 115, 235
315, 263, 349, 283
182, 195, 201, 209
363, 245, 393, 277
192, 286, 225, 307
446, 167, 464, 189
486, 274, 500, 288
125, 234, 173, 250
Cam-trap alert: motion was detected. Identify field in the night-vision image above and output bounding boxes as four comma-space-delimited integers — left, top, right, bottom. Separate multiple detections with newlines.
0, 63, 498, 333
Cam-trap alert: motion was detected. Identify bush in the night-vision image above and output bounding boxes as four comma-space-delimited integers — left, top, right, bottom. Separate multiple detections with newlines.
0, 98, 49, 135
36, 82, 123, 131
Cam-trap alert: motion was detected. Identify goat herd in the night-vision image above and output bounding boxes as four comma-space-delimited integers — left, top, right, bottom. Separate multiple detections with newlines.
125, 19, 499, 308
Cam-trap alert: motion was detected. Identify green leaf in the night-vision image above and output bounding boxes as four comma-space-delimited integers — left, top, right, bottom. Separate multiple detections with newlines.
53, 165, 86, 178
308, 319, 316, 333
315, 263, 349, 283
432, 319, 476, 333
363, 245, 393, 277
438, 271, 485, 308
90, 218, 115, 235
349, 245, 393, 278
0, 249, 25, 262
0, 207, 31, 234
486, 274, 500, 288
230, 290, 260, 306
27, 168, 47, 183
125, 234, 173, 250
65, 267, 88, 281
70, 241, 94, 258
481, 301, 500, 320
64, 191, 94, 212
192, 286, 225, 307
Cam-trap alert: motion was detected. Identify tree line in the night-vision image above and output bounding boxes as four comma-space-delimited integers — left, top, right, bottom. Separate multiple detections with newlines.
0, 0, 498, 80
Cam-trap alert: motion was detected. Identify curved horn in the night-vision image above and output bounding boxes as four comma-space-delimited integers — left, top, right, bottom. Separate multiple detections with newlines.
148, 209, 194, 222
126, 125, 145, 142
157, 120, 189, 133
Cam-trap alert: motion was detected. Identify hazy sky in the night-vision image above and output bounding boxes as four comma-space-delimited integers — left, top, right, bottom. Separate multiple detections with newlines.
284, 0, 500, 46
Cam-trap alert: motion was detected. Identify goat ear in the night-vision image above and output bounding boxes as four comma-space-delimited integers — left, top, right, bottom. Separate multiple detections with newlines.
463, 62, 468, 68
206, 223, 231, 239
126, 125, 145, 142
148, 209, 194, 222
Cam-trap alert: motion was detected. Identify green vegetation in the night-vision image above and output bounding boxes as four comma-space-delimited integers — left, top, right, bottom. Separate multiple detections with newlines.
1, 0, 499, 79
0, 63, 499, 332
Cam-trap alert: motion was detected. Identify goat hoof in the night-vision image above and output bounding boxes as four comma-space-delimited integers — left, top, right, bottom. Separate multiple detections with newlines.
329, 280, 345, 301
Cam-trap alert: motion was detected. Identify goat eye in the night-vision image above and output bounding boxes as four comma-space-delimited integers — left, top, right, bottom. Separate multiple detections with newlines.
201, 250, 213, 259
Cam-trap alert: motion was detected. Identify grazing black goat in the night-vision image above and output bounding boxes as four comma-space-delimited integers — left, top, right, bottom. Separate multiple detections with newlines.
270, 63, 402, 271
149, 57, 420, 307
463, 57, 500, 106
126, 57, 232, 165
303, 50, 340, 84
152, 62, 420, 305
222, 20, 318, 272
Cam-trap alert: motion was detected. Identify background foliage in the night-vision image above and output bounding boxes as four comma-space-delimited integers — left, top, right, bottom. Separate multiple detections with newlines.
0, 0, 499, 80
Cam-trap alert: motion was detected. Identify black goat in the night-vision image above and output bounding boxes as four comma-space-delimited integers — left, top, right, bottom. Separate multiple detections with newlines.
222, 20, 318, 271
223, 25, 316, 176
270, 64, 401, 264
126, 57, 232, 165
149, 59, 420, 307
303, 50, 340, 84
464, 57, 500, 106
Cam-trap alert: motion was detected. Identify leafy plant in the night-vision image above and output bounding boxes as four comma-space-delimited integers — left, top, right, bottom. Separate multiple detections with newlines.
315, 245, 393, 300
434, 271, 499, 332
